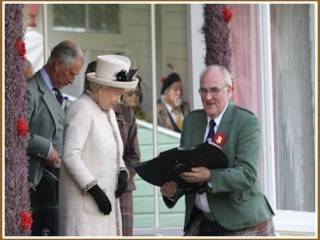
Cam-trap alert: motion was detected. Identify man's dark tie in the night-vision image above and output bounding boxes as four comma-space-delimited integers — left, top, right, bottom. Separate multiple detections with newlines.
198, 119, 216, 194
206, 119, 216, 143
53, 88, 63, 105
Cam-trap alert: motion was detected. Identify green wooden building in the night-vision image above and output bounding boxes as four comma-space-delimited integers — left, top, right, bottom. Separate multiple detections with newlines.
132, 120, 185, 235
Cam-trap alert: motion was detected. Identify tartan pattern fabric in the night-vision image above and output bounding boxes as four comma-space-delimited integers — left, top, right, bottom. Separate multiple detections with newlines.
184, 214, 275, 236
30, 170, 59, 235
184, 217, 201, 236
114, 104, 141, 236
114, 104, 141, 191
119, 191, 133, 236
222, 219, 275, 236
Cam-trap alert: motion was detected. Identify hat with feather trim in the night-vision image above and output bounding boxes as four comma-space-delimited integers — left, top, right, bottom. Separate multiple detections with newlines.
86, 55, 139, 89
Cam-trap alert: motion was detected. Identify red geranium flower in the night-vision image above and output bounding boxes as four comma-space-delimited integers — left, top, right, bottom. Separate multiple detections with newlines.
222, 6, 233, 23
16, 116, 28, 137
15, 39, 26, 58
213, 132, 226, 145
20, 211, 33, 231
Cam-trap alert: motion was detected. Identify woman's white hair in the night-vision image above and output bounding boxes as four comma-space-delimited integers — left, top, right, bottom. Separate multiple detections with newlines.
87, 81, 108, 95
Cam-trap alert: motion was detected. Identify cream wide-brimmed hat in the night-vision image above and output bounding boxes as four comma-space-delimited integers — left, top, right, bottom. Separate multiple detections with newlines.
86, 55, 139, 89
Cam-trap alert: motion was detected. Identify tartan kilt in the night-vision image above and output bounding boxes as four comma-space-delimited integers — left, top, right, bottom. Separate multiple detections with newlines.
223, 218, 275, 236
30, 168, 59, 236
184, 209, 275, 236
119, 191, 133, 236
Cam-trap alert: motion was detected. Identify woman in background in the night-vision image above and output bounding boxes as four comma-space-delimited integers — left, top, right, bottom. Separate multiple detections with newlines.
122, 76, 150, 122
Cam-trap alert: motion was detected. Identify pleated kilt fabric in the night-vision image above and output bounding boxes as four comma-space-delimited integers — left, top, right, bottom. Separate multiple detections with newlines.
185, 216, 275, 236
119, 191, 133, 236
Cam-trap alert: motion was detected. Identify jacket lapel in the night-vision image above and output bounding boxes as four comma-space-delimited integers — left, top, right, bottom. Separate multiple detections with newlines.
192, 110, 207, 145
36, 73, 65, 123
216, 102, 234, 167
217, 101, 234, 135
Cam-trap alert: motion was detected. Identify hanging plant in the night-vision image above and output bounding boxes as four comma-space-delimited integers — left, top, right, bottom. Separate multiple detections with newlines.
5, 4, 31, 236
202, 4, 232, 71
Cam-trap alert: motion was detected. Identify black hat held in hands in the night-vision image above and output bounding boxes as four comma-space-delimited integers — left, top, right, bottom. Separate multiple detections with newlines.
134, 142, 229, 193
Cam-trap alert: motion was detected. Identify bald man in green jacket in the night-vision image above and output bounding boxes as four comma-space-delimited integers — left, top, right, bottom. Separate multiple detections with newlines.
160, 65, 275, 236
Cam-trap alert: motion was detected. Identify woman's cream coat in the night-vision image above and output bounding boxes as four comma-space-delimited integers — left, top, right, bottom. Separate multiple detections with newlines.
59, 94, 126, 236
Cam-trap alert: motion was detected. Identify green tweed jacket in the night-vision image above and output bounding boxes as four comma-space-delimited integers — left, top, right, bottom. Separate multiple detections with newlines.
164, 101, 274, 231
25, 71, 65, 188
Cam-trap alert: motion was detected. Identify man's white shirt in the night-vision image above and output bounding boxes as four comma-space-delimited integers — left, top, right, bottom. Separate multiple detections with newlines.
194, 102, 229, 213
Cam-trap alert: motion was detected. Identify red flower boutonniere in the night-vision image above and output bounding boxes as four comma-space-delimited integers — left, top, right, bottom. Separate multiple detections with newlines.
20, 211, 33, 231
15, 39, 26, 58
213, 132, 226, 146
222, 6, 233, 23
16, 116, 29, 137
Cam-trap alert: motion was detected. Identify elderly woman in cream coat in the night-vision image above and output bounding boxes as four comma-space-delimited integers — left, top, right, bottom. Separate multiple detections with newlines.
59, 55, 139, 236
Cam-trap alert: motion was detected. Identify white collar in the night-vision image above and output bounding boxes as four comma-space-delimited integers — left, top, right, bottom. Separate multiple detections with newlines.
207, 102, 229, 128
40, 68, 54, 90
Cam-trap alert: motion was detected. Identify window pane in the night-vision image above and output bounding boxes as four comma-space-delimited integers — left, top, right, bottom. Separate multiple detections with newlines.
229, 5, 261, 116
88, 5, 120, 32
52, 4, 85, 31
271, 4, 315, 211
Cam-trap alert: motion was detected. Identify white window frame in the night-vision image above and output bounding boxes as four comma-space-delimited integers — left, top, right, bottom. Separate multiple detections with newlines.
258, 3, 316, 236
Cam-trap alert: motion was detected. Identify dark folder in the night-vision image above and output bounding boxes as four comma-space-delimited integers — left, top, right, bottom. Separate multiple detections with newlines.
134, 143, 228, 191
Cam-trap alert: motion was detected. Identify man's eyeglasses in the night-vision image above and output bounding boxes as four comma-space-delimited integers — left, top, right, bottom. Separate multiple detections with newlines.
198, 84, 228, 97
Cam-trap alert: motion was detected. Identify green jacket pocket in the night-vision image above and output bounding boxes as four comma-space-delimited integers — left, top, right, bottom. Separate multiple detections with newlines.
233, 189, 255, 204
